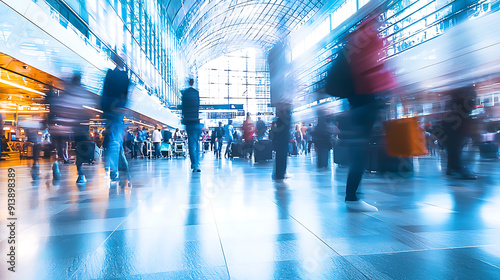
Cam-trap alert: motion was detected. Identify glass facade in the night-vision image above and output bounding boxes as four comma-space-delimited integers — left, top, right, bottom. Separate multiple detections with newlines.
34, 0, 187, 106
288, 0, 500, 109
198, 48, 271, 116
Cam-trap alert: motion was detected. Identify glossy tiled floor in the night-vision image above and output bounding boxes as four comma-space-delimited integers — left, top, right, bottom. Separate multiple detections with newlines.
1, 150, 500, 279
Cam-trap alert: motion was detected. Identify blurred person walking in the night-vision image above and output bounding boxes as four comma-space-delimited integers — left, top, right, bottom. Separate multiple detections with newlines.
256, 117, 267, 140
294, 125, 303, 155
101, 65, 131, 183
242, 113, 256, 159
224, 120, 235, 158
125, 129, 135, 155
173, 128, 182, 141
342, 16, 396, 211
214, 121, 225, 158
305, 123, 313, 154
137, 126, 148, 158
181, 78, 202, 172
268, 41, 294, 182
325, 16, 396, 211
152, 127, 163, 159
131, 128, 140, 159
46, 74, 97, 183
311, 118, 334, 169
210, 130, 216, 152
300, 123, 308, 154
443, 86, 478, 179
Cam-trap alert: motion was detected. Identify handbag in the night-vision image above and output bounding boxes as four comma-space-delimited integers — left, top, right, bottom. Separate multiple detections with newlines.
384, 117, 428, 157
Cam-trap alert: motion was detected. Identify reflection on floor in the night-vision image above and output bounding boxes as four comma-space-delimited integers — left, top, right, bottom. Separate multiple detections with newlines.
1, 152, 500, 279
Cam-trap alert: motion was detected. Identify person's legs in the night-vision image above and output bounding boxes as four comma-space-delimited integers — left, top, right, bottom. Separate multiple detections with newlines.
104, 120, 126, 180
118, 145, 129, 177
131, 142, 137, 158
345, 142, 367, 201
214, 139, 219, 157
344, 103, 379, 209
186, 124, 202, 170
73, 129, 91, 184
245, 141, 254, 159
138, 142, 144, 158
217, 139, 223, 158
273, 105, 291, 180
274, 138, 288, 180
225, 139, 232, 157
316, 140, 330, 169
446, 132, 463, 172
53, 135, 66, 162
154, 142, 160, 158
63, 140, 69, 162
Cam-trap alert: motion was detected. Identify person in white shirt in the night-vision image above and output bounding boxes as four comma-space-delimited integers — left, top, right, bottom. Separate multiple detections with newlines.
152, 127, 163, 159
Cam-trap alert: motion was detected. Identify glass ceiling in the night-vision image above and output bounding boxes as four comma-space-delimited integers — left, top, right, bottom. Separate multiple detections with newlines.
159, 0, 327, 67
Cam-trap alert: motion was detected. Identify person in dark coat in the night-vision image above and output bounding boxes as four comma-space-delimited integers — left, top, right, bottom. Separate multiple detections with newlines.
181, 78, 202, 172
101, 66, 130, 183
443, 86, 478, 179
342, 16, 395, 212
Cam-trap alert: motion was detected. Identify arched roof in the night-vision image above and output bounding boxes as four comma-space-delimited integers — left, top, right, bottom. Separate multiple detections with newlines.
160, 0, 327, 67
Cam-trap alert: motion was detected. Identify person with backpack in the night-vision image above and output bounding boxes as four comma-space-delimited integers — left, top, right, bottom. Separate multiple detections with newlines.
101, 65, 131, 183
325, 16, 396, 212
256, 117, 267, 140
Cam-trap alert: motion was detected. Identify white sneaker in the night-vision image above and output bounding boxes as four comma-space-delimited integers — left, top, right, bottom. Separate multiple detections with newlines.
346, 200, 378, 212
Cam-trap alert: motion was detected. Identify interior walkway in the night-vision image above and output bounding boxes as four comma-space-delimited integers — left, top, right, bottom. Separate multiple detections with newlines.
1, 152, 500, 279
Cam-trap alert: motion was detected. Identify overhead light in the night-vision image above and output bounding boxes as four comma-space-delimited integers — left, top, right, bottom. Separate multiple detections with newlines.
82, 105, 103, 113
131, 120, 155, 128
0, 78, 45, 96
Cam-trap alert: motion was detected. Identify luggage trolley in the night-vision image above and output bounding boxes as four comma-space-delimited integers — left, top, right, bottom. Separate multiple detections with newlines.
173, 140, 187, 158
160, 141, 172, 158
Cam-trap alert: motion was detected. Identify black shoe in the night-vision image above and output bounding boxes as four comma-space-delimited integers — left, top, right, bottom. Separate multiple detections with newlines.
461, 172, 478, 180
76, 175, 87, 184
192, 169, 201, 172
447, 168, 477, 180
110, 172, 119, 182
52, 162, 62, 180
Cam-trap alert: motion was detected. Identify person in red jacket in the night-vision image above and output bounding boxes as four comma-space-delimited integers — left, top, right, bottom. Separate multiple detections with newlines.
241, 113, 256, 158
343, 15, 396, 212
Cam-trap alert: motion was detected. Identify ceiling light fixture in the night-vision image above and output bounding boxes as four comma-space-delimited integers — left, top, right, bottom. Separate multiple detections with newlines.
0, 78, 46, 96
82, 105, 104, 113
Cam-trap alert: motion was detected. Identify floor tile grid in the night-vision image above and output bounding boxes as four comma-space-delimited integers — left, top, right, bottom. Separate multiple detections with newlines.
245, 186, 373, 280
67, 192, 153, 280
210, 199, 236, 279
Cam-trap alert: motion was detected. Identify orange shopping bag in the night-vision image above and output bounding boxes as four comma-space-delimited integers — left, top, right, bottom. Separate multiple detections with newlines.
383, 117, 428, 157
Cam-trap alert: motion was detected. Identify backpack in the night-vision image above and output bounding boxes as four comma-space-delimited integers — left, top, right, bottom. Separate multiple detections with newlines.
215, 127, 224, 139
324, 48, 355, 99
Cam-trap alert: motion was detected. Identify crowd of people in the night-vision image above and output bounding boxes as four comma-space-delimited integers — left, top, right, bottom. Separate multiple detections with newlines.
2, 15, 492, 214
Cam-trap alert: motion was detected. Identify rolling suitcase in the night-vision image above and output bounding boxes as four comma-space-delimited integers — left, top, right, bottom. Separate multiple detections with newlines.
76, 141, 99, 163
254, 140, 273, 162
230, 143, 243, 158
365, 144, 381, 172
333, 145, 349, 166
479, 142, 498, 159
